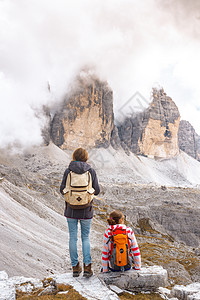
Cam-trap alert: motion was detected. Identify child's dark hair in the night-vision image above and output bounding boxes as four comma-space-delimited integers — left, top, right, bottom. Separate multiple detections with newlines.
107, 210, 123, 225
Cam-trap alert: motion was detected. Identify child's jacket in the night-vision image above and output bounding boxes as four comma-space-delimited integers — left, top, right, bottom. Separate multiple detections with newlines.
102, 224, 141, 272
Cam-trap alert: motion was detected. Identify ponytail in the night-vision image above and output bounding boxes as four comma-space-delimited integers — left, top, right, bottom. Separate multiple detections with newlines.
107, 210, 123, 225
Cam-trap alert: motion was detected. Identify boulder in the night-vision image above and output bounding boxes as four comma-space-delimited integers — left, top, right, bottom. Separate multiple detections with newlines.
98, 266, 168, 292
171, 282, 200, 300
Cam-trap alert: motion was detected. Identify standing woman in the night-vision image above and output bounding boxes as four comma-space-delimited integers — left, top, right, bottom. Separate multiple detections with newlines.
60, 148, 100, 277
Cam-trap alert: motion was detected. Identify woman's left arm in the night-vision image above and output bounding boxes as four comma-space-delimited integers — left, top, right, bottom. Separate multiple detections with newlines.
90, 169, 100, 195
60, 169, 70, 194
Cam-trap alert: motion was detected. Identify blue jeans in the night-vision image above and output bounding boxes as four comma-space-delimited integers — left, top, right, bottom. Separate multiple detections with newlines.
67, 218, 92, 267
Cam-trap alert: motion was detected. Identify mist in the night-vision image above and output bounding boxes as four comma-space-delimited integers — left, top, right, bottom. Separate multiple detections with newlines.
1, 0, 200, 150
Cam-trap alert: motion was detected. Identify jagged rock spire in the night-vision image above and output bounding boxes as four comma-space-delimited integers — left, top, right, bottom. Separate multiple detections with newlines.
118, 88, 180, 159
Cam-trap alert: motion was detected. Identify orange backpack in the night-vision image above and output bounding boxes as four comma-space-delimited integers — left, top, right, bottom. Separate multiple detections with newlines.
109, 227, 132, 271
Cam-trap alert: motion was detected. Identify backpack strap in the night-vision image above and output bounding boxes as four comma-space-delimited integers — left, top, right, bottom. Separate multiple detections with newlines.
106, 228, 114, 245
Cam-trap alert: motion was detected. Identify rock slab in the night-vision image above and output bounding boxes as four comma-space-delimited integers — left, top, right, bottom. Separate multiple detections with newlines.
0, 271, 119, 300
98, 265, 168, 292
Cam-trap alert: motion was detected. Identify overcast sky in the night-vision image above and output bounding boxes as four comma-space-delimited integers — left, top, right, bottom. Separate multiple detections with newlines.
0, 0, 200, 149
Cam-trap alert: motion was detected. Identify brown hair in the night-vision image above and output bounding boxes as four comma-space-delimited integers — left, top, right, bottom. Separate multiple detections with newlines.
72, 148, 88, 162
107, 210, 123, 225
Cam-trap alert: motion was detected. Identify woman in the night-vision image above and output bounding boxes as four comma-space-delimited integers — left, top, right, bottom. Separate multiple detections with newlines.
102, 210, 141, 272
60, 148, 100, 277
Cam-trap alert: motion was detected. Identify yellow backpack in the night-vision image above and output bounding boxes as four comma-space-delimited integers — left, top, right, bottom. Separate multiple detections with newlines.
63, 171, 95, 209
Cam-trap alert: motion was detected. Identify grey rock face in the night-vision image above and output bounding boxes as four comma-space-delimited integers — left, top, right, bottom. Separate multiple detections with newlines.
50, 112, 65, 147
99, 266, 168, 292
149, 206, 200, 247
110, 125, 121, 150
178, 120, 200, 161
118, 112, 145, 154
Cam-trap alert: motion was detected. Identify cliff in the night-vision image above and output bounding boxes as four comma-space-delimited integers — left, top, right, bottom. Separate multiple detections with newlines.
51, 73, 114, 150
178, 120, 200, 161
118, 88, 180, 159
47, 76, 200, 163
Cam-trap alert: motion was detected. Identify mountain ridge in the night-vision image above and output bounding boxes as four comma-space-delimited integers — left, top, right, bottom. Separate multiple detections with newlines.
44, 72, 200, 162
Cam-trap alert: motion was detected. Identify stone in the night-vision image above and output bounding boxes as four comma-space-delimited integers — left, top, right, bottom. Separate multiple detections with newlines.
171, 282, 200, 300
118, 88, 180, 159
98, 266, 168, 292
178, 120, 200, 161
195, 248, 200, 256
51, 71, 114, 150
38, 285, 56, 296
158, 287, 171, 297
54, 273, 119, 300
109, 285, 124, 295
189, 292, 200, 300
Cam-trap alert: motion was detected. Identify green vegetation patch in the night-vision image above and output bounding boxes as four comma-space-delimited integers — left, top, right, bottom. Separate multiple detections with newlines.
178, 254, 200, 278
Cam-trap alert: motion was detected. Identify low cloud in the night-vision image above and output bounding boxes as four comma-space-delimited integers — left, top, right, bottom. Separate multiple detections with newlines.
0, 0, 200, 151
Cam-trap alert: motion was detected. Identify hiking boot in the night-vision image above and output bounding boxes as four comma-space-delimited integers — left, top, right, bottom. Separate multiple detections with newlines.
83, 263, 93, 278
72, 262, 82, 277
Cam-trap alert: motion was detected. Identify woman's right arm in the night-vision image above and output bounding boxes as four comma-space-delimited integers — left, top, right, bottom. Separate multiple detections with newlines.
60, 169, 70, 194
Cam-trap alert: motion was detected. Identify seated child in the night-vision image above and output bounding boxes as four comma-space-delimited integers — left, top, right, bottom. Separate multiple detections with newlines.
102, 210, 141, 273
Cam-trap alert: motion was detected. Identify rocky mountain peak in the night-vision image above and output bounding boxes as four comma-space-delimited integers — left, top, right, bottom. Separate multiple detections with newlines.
150, 87, 180, 125
47, 75, 200, 163
50, 72, 114, 150
118, 88, 180, 159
